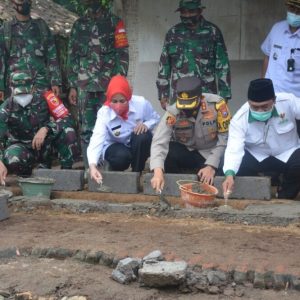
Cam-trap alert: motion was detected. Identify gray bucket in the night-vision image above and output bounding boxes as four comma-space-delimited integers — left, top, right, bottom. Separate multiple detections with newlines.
0, 191, 9, 221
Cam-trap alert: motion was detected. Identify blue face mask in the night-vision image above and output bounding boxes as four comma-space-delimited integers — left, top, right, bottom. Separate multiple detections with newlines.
250, 108, 273, 122
287, 11, 300, 28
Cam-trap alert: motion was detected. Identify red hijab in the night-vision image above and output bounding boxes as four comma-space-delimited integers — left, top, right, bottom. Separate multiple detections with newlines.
104, 75, 132, 120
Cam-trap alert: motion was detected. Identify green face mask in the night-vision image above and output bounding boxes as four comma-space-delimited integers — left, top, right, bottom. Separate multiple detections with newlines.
250, 107, 273, 122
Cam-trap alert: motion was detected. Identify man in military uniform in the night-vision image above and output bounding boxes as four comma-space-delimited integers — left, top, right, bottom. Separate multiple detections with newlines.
157, 0, 231, 110
67, 0, 129, 168
0, 72, 78, 184
0, 0, 61, 101
150, 76, 231, 193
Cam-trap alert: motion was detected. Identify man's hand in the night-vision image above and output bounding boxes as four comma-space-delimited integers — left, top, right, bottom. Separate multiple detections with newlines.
134, 123, 148, 135
51, 85, 60, 97
0, 91, 4, 102
222, 175, 234, 195
90, 164, 103, 184
198, 165, 215, 185
151, 167, 165, 193
68, 88, 77, 106
160, 98, 168, 110
0, 161, 7, 186
32, 127, 48, 151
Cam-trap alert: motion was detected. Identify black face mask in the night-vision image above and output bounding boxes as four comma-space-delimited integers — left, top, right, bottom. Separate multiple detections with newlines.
180, 15, 199, 27
14, 0, 31, 16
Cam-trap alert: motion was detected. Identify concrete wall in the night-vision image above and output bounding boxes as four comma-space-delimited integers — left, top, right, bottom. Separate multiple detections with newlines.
122, 0, 286, 114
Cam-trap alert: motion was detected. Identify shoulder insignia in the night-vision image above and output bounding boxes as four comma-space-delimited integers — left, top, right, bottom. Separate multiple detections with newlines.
215, 99, 231, 133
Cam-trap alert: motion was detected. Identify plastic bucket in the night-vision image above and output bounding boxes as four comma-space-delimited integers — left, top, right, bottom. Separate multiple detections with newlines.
18, 177, 55, 199
176, 180, 218, 208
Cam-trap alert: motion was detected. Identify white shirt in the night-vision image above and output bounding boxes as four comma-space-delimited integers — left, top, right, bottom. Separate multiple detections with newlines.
223, 93, 300, 174
87, 95, 160, 165
261, 20, 300, 97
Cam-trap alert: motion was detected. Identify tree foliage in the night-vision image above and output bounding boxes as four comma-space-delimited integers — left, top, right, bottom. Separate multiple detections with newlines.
53, 0, 113, 16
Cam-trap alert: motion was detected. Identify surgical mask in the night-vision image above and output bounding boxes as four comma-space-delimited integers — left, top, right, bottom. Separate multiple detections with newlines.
13, 94, 33, 107
287, 11, 300, 28
250, 107, 273, 122
110, 102, 129, 119
180, 15, 199, 27
14, 0, 32, 16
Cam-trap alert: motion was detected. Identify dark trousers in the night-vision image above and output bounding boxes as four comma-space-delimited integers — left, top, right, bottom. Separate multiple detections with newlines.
297, 120, 300, 137
237, 149, 300, 199
104, 131, 152, 172
165, 142, 206, 173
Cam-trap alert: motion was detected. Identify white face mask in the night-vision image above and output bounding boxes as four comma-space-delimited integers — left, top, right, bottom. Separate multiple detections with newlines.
13, 94, 33, 107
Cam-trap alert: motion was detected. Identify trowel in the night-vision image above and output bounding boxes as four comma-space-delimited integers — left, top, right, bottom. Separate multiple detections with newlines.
158, 189, 171, 208
96, 179, 112, 193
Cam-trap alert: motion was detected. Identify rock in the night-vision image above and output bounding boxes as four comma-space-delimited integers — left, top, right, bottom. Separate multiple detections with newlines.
264, 271, 275, 289
143, 250, 164, 262
112, 257, 142, 284
73, 250, 87, 262
138, 261, 187, 288
208, 286, 220, 294
290, 276, 300, 291
253, 272, 265, 289
85, 251, 102, 264
15, 291, 33, 300
233, 271, 247, 284
0, 296, 5, 300
207, 270, 228, 286
0, 290, 10, 298
186, 269, 208, 291
99, 253, 114, 267
223, 287, 235, 296
274, 274, 287, 290
235, 287, 245, 297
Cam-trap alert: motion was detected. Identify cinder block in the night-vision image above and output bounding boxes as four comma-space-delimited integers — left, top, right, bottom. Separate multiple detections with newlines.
88, 171, 140, 194
0, 193, 9, 221
214, 176, 271, 200
143, 173, 198, 197
33, 169, 84, 191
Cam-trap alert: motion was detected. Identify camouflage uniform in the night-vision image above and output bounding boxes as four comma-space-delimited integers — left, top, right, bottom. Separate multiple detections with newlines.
67, 8, 129, 166
157, 9, 231, 104
0, 17, 62, 95
0, 73, 78, 175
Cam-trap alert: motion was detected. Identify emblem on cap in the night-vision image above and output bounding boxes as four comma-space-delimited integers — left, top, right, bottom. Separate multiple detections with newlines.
181, 92, 189, 99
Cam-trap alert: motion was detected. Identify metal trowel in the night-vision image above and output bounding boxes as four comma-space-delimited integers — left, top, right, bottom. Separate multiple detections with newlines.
158, 189, 171, 207
97, 179, 112, 193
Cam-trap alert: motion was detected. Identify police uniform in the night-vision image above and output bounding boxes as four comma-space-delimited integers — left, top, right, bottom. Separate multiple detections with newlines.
223, 79, 300, 199
150, 77, 230, 173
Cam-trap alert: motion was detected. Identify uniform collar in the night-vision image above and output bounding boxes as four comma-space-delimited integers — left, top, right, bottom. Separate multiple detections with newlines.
284, 21, 300, 36
248, 106, 279, 123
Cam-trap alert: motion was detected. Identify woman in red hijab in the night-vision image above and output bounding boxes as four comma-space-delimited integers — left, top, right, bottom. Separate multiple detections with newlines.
87, 75, 160, 184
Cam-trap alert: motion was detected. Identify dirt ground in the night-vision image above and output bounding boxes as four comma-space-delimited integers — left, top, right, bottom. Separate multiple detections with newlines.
0, 210, 300, 299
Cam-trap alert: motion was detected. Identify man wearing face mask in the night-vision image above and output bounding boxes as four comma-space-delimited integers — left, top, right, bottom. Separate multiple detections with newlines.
0, 0, 61, 102
151, 76, 231, 193
156, 0, 231, 110
222, 78, 300, 199
0, 72, 78, 184
67, 0, 129, 169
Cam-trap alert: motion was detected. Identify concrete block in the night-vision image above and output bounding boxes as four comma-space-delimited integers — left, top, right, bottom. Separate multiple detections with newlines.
253, 272, 265, 289
214, 176, 271, 200
139, 261, 187, 287
0, 193, 9, 221
33, 169, 84, 191
143, 173, 198, 197
112, 257, 142, 284
88, 171, 140, 194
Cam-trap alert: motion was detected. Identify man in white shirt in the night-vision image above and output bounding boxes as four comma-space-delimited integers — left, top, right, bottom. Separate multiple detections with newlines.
222, 78, 300, 199
261, 0, 300, 134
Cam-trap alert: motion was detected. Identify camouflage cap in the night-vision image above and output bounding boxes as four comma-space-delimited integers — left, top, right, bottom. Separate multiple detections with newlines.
10, 72, 33, 95
176, 76, 202, 110
286, 0, 300, 9
176, 0, 205, 11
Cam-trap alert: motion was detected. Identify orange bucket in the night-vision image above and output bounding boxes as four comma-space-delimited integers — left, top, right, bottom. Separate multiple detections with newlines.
176, 180, 218, 208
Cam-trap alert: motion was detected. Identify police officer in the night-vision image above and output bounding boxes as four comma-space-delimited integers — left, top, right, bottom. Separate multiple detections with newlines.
0, 0, 61, 101
157, 0, 231, 110
222, 78, 300, 199
0, 72, 78, 184
151, 76, 231, 193
67, 0, 129, 169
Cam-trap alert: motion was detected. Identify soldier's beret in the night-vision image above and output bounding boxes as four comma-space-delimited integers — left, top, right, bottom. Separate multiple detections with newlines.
176, 0, 205, 11
176, 76, 202, 110
247, 78, 275, 102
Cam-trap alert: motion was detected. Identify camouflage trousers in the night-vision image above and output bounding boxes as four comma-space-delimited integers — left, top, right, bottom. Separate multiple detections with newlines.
3, 123, 79, 175
77, 90, 105, 145
76, 90, 105, 168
